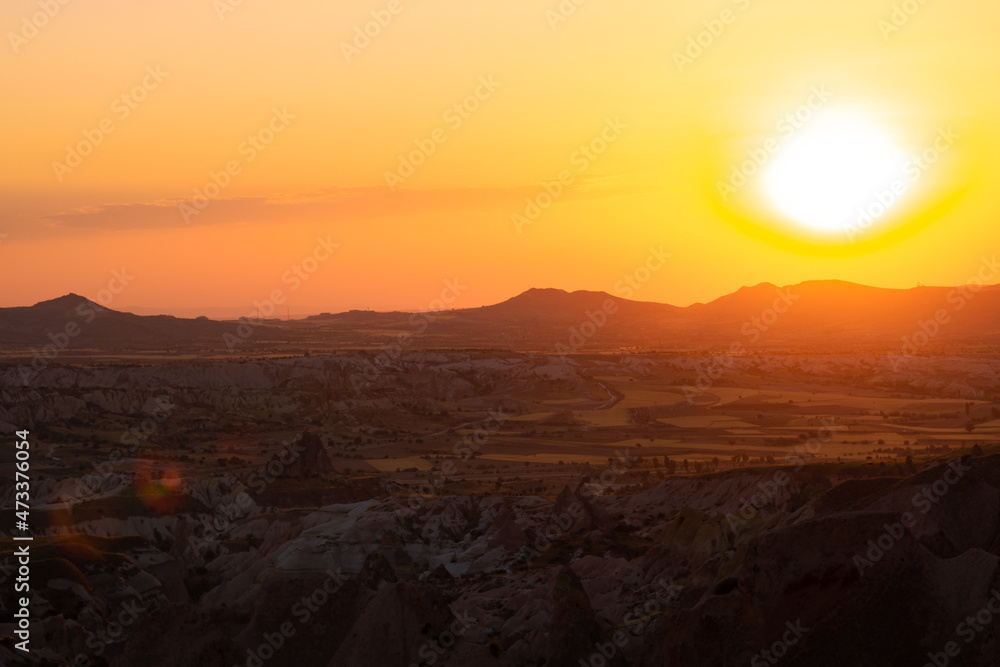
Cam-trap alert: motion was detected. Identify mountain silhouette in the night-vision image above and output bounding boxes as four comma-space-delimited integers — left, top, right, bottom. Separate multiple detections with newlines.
5, 280, 1000, 353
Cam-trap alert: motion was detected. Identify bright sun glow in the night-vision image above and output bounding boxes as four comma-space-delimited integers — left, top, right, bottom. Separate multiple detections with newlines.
763, 112, 910, 235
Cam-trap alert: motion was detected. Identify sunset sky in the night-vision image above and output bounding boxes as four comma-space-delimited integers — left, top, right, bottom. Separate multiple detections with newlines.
1, 0, 998, 315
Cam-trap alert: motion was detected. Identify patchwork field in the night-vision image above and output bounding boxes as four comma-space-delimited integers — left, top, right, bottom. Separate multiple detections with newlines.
365, 457, 434, 472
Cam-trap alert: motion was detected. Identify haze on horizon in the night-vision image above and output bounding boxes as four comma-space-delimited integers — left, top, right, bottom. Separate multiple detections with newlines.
12, 276, 1000, 322
2, 0, 998, 315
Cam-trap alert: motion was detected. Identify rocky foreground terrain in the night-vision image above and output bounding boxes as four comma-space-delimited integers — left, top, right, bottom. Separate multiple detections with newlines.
3, 450, 1000, 666
2, 351, 1000, 666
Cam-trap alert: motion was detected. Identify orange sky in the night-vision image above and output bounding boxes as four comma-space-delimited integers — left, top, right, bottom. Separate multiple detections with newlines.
2, 0, 998, 315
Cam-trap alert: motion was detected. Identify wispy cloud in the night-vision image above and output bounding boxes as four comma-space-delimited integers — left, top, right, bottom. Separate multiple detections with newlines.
42, 179, 657, 231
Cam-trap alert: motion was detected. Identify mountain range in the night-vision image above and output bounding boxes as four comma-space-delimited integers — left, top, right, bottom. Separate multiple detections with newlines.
3, 280, 1000, 354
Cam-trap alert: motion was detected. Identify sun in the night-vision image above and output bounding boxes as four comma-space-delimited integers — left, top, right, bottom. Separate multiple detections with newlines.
762, 111, 909, 236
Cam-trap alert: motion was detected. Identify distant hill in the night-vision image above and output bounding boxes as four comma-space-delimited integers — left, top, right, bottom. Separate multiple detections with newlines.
685, 280, 1000, 346
305, 281, 1000, 353
0, 294, 236, 349
5, 281, 1000, 354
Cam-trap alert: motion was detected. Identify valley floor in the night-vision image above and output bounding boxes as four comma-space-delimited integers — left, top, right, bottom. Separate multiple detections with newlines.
1, 352, 999, 666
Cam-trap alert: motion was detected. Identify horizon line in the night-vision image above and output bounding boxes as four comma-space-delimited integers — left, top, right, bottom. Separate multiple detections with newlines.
6, 277, 1000, 322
